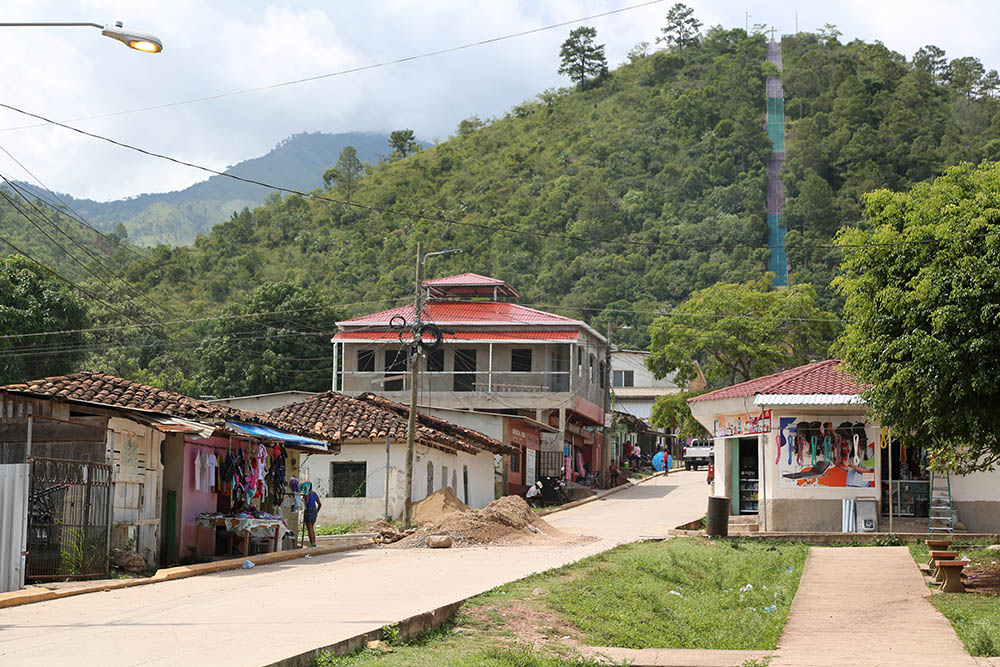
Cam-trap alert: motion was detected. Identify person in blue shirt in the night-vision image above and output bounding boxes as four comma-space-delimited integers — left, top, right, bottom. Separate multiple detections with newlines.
302, 482, 322, 547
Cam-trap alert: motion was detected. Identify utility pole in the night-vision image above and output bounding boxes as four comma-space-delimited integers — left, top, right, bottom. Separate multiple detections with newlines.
603, 321, 612, 489
403, 241, 422, 527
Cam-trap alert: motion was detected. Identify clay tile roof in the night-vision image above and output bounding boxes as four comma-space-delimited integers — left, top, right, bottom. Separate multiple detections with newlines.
1, 372, 332, 446
687, 360, 867, 403
266, 391, 516, 456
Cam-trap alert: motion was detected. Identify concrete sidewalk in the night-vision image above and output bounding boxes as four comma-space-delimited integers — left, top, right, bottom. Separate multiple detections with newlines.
770, 546, 976, 666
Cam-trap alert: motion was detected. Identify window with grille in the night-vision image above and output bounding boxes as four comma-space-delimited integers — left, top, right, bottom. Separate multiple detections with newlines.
357, 349, 375, 372
510, 450, 521, 473
330, 462, 367, 497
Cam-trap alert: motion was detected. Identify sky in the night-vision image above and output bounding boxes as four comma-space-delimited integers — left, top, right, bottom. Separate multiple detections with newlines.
0, 0, 997, 202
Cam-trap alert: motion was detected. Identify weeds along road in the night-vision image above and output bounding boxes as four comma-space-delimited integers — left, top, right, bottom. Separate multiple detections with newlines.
0, 470, 708, 667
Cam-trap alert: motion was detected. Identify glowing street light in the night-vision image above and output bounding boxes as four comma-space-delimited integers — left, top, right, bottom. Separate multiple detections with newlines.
0, 21, 163, 53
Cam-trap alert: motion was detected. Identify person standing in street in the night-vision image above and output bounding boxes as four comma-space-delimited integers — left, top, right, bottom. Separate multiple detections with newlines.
302, 482, 322, 547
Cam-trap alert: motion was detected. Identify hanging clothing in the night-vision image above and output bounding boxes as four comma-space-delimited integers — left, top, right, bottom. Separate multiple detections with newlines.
194, 450, 202, 491
206, 452, 218, 492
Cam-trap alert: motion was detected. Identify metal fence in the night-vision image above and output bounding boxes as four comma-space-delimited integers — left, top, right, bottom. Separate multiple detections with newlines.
539, 451, 564, 477
27, 457, 112, 580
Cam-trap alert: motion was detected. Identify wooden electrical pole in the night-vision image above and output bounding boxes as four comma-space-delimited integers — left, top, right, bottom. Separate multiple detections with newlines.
403, 242, 422, 527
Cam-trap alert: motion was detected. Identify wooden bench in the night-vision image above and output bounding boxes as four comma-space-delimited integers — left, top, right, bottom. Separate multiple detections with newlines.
935, 560, 969, 593
929, 551, 958, 581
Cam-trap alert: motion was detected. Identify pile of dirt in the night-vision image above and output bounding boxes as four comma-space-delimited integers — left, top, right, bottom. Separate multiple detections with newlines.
393, 495, 582, 548
411, 486, 470, 526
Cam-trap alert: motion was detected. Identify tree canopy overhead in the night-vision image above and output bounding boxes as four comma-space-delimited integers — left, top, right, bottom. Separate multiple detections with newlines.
646, 275, 838, 390
835, 161, 1000, 473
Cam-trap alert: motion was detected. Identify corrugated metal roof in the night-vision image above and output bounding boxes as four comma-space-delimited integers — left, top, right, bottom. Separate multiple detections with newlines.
333, 330, 580, 342
422, 273, 522, 299
338, 300, 580, 326
423, 273, 508, 287
615, 398, 655, 422
755, 393, 867, 406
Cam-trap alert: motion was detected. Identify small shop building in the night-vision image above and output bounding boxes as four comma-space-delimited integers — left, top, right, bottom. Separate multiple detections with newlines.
0, 373, 332, 589
267, 391, 518, 524
688, 360, 1000, 533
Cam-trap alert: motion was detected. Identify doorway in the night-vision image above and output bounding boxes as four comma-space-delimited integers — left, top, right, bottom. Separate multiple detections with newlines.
731, 437, 759, 515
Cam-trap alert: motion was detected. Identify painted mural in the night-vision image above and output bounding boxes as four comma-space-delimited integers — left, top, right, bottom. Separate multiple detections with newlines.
713, 410, 771, 437
776, 417, 876, 488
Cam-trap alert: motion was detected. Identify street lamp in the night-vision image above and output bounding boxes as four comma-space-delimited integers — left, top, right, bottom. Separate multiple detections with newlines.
402, 244, 463, 526
0, 21, 163, 53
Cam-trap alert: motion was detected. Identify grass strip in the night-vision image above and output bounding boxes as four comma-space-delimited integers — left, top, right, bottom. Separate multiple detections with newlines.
928, 594, 1000, 656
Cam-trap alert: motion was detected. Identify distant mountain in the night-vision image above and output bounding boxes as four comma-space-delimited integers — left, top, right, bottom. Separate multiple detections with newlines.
15, 131, 392, 246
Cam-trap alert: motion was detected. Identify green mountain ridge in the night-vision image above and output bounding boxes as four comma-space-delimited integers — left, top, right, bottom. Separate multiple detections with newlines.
6, 22, 1000, 394
12, 131, 393, 246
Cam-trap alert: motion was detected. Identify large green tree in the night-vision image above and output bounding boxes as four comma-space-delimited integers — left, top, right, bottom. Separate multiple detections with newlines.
0, 255, 89, 383
658, 3, 702, 50
323, 145, 365, 202
388, 129, 418, 159
835, 161, 1000, 473
646, 275, 838, 389
193, 282, 342, 397
558, 26, 607, 90
649, 390, 709, 439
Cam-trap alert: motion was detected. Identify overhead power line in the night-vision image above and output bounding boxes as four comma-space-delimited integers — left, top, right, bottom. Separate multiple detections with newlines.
0, 102, 985, 254
0, 1, 667, 132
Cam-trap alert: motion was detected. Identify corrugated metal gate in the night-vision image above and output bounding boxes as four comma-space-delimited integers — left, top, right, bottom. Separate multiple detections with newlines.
0, 463, 30, 593
27, 457, 112, 580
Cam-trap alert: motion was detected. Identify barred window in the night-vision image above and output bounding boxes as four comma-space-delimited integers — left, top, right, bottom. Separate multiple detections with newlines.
330, 462, 367, 497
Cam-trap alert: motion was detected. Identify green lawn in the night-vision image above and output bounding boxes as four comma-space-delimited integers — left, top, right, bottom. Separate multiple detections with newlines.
907, 540, 1000, 656
313, 537, 808, 665
315, 522, 365, 536
535, 538, 807, 650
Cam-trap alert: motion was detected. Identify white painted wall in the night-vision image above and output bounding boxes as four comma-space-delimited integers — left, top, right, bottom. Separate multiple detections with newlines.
299, 441, 495, 525
951, 468, 1000, 502
611, 351, 678, 390
210, 392, 318, 413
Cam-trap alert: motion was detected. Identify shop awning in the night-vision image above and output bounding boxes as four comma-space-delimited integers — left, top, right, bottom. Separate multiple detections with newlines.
225, 421, 328, 450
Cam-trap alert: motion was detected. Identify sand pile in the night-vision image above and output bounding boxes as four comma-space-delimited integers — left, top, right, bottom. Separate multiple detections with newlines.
411, 486, 470, 526
393, 495, 579, 548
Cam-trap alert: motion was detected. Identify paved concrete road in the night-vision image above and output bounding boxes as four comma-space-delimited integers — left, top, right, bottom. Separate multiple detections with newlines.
771, 546, 976, 667
0, 471, 708, 666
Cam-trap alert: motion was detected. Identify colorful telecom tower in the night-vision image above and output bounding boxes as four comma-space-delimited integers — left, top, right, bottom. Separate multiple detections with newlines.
765, 37, 788, 285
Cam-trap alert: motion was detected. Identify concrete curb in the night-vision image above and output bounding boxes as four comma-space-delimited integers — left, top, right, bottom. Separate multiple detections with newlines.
269, 600, 465, 667
0, 537, 372, 610
537, 470, 668, 517
664, 530, 1000, 545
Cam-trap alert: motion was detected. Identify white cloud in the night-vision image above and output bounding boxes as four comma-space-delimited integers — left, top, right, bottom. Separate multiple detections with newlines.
0, 1, 996, 201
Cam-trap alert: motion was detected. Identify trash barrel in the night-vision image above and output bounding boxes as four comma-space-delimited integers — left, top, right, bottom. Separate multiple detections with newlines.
706, 496, 729, 537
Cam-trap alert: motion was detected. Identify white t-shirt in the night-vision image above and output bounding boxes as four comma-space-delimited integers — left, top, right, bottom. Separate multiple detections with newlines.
206, 452, 218, 491
194, 451, 202, 491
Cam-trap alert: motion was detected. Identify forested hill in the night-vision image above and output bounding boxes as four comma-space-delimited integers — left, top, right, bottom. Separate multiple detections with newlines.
125, 27, 1000, 352
12, 131, 390, 246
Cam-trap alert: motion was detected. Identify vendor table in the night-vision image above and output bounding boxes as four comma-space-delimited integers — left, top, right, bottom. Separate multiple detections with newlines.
195, 515, 287, 558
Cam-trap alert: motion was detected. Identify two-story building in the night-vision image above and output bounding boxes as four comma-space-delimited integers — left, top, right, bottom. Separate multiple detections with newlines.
610, 350, 681, 461
332, 273, 609, 484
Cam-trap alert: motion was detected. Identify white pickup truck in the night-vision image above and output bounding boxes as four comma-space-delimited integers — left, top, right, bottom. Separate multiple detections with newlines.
682, 439, 713, 471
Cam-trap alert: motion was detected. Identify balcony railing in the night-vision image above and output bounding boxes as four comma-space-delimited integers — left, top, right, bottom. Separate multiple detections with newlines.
341, 370, 601, 403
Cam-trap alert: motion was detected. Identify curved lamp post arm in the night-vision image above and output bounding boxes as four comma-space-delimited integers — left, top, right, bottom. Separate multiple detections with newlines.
0, 21, 162, 52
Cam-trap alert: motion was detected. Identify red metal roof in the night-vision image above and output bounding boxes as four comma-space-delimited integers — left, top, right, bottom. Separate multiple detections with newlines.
338, 300, 578, 327
687, 360, 867, 403
421, 273, 521, 299
333, 330, 580, 342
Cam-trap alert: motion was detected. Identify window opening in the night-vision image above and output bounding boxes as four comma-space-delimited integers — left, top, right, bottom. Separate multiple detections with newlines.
384, 349, 407, 391
357, 349, 375, 373
454, 348, 477, 392
330, 462, 367, 497
511, 348, 532, 372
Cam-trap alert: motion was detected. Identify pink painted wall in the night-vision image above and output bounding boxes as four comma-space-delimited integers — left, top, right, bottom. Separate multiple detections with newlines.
179, 436, 229, 557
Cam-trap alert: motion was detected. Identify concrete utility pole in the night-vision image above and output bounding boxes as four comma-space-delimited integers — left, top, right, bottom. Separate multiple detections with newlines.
403, 242, 422, 527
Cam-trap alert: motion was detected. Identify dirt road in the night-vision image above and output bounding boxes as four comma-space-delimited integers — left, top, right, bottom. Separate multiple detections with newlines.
0, 470, 707, 666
